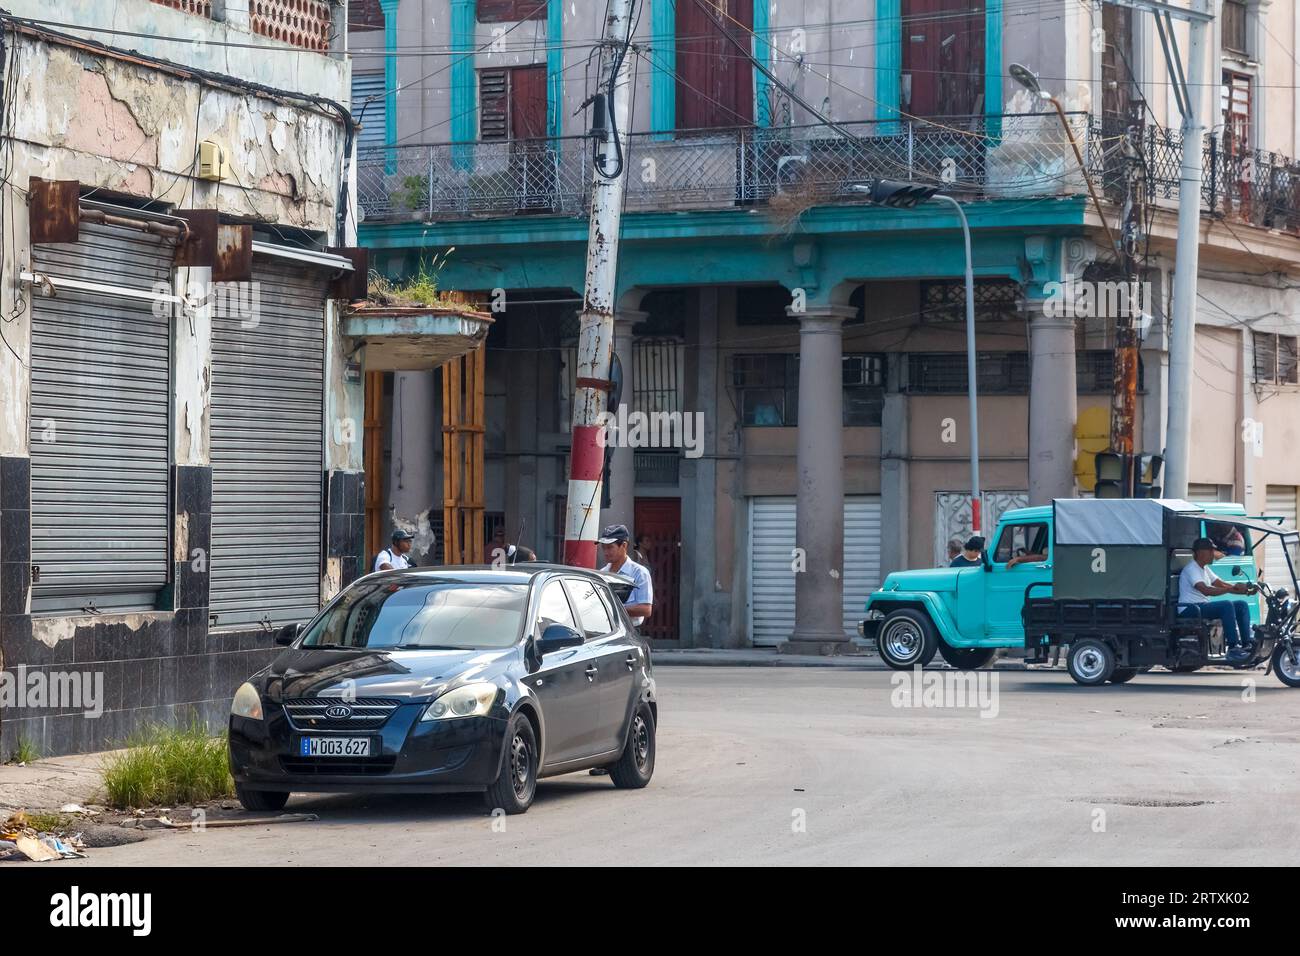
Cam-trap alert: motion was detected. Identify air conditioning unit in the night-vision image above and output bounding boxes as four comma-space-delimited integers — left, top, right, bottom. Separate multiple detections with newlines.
776, 154, 809, 193
198, 141, 229, 182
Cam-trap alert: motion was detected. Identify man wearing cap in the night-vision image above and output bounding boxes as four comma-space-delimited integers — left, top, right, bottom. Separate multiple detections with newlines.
949, 535, 985, 568
597, 524, 654, 626
1178, 537, 1258, 658
374, 529, 415, 572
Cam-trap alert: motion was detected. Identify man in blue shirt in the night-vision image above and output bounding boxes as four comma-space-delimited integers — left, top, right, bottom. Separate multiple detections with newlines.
597, 524, 654, 626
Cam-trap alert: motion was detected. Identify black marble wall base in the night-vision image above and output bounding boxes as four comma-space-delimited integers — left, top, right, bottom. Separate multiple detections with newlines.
327, 469, 365, 590
0, 460, 279, 759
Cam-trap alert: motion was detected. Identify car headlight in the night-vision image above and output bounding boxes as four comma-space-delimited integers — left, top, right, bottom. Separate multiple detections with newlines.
231, 682, 263, 721
421, 682, 498, 721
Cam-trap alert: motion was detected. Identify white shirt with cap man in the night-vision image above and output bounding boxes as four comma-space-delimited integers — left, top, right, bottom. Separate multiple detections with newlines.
374, 532, 414, 572
597, 524, 654, 626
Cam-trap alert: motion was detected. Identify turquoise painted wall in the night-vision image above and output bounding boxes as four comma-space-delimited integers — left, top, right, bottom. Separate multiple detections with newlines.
380, 0, 400, 148
547, 0, 563, 137
875, 0, 901, 125
650, 0, 676, 136
451, 0, 476, 162
753, 0, 771, 127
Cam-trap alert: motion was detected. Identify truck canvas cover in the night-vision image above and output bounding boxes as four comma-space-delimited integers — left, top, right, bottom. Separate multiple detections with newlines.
1051, 499, 1202, 601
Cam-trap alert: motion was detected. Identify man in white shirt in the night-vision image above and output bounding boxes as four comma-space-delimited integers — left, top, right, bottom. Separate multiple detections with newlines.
374, 529, 415, 572
1178, 537, 1257, 657
597, 524, 653, 626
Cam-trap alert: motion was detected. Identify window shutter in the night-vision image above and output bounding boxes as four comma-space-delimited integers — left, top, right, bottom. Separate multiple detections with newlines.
1280, 336, 1299, 385
479, 69, 509, 140
1254, 331, 1277, 383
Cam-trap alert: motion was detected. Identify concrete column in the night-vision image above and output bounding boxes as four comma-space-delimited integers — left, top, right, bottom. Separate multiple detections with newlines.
879, 356, 909, 576
388, 370, 440, 562
605, 312, 641, 534
1027, 302, 1078, 505
781, 305, 856, 653
1140, 268, 1169, 458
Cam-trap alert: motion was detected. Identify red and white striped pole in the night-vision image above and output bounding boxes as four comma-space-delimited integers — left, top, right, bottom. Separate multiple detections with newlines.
563, 0, 636, 568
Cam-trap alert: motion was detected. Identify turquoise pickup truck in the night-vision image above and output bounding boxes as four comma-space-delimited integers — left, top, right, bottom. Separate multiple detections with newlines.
859, 501, 1262, 670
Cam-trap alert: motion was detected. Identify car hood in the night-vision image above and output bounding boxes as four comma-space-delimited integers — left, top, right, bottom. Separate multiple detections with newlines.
256, 645, 517, 702
875, 566, 972, 595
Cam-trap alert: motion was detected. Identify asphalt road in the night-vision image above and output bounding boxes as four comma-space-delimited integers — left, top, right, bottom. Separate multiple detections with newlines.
65, 665, 1300, 866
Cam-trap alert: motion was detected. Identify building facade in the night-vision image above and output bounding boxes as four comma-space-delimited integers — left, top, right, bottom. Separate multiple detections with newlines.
353, 0, 1300, 649
0, 0, 493, 758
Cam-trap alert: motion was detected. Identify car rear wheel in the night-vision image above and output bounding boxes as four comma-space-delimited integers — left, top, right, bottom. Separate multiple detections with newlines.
1271, 642, 1300, 688
609, 702, 656, 789
938, 642, 997, 669
876, 610, 939, 670
1066, 639, 1116, 686
1108, 667, 1139, 684
235, 786, 289, 812
484, 712, 538, 815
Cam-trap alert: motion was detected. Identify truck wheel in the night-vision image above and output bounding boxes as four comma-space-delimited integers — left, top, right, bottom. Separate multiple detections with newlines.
1271, 643, 1300, 688
1066, 639, 1115, 686
938, 642, 996, 669
1108, 667, 1139, 684
877, 610, 938, 670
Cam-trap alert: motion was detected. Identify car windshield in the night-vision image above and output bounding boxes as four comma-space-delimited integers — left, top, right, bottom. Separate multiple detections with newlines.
300, 580, 528, 650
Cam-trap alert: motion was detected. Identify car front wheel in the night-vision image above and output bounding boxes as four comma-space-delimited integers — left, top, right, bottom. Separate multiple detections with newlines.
484, 712, 538, 814
608, 702, 656, 789
235, 786, 289, 812
1067, 639, 1116, 686
876, 609, 938, 670
938, 642, 997, 669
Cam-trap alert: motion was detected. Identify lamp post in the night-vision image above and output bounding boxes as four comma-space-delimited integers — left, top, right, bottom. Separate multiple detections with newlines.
852, 181, 982, 532
1012, 62, 1140, 491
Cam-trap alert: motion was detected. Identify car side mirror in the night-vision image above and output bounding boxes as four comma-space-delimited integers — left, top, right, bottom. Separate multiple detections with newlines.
1231, 565, 1244, 577
275, 622, 304, 646
536, 623, 583, 656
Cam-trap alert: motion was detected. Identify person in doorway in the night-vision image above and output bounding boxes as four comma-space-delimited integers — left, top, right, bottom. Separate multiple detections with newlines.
1178, 537, 1258, 659
598, 524, 653, 626
374, 529, 415, 572
490, 526, 536, 565
949, 536, 985, 568
634, 532, 652, 566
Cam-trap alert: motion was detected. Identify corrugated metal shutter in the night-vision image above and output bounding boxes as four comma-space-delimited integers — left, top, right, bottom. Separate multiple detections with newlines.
351, 72, 387, 149
1187, 483, 1229, 503
1264, 486, 1297, 585
209, 256, 326, 629
29, 222, 174, 614
748, 496, 882, 646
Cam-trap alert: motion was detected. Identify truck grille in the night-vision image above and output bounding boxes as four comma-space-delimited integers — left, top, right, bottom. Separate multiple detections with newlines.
282, 697, 402, 731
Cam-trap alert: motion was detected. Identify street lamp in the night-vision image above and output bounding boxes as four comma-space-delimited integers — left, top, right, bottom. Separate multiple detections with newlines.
852, 180, 983, 533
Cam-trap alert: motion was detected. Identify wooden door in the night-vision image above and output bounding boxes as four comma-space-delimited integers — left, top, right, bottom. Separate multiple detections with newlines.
634, 498, 682, 642
676, 0, 754, 129
902, 0, 985, 118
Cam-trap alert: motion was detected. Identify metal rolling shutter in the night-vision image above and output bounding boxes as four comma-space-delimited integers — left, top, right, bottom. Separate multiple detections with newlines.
1264, 486, 1298, 585
748, 496, 883, 646
29, 222, 174, 614
1187, 483, 1229, 504
209, 256, 326, 628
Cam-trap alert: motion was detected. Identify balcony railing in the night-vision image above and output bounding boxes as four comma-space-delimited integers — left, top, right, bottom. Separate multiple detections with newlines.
1093, 120, 1300, 235
357, 113, 1094, 221
357, 114, 1300, 237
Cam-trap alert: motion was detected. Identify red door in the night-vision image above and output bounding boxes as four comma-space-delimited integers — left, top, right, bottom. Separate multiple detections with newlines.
676, 0, 754, 129
902, 0, 986, 117
634, 498, 681, 642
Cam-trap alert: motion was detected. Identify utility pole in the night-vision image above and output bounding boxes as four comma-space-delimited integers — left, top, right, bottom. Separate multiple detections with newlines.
562, 0, 636, 567
1163, 0, 1211, 499
1111, 99, 1146, 488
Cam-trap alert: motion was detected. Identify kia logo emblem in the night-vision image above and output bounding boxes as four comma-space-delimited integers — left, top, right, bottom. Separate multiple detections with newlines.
324, 704, 353, 719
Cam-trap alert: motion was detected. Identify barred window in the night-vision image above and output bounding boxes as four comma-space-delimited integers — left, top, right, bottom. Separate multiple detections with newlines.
1254, 333, 1299, 385
920, 279, 1021, 324
731, 353, 885, 425
904, 352, 1029, 394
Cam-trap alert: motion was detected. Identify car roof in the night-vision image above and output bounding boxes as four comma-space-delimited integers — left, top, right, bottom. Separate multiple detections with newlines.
999, 505, 1052, 523
365, 563, 611, 586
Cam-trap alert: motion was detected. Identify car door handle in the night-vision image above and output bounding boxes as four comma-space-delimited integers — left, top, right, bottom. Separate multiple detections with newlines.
585, 664, 598, 681
625, 654, 636, 671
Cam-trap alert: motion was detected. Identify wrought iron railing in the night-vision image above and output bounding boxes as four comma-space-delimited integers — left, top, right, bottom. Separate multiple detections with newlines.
357, 113, 1095, 221
357, 115, 1300, 236
1092, 119, 1300, 235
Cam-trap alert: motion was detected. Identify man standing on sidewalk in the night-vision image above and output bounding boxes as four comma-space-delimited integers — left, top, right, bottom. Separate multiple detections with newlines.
597, 524, 653, 626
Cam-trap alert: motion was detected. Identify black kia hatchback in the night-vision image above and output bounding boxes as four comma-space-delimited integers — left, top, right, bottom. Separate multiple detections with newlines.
228, 565, 657, 814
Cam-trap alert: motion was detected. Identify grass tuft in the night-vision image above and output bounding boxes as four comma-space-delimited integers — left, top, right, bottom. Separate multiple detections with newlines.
100, 718, 233, 809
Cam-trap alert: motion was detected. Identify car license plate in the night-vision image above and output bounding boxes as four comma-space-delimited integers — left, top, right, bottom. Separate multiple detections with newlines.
298, 736, 371, 757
